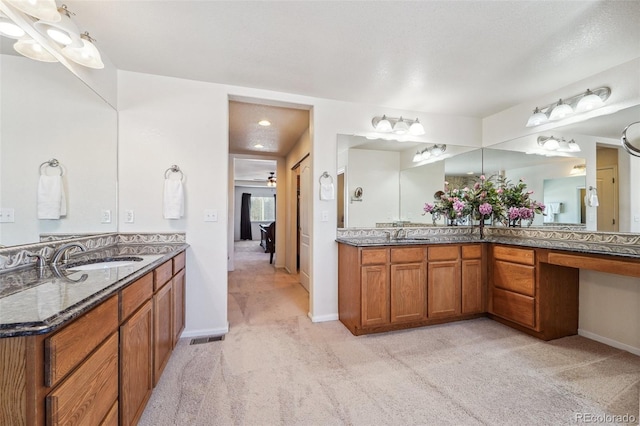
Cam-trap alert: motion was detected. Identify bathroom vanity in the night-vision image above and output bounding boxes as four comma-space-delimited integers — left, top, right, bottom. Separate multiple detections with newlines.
0, 236, 187, 426
337, 227, 640, 339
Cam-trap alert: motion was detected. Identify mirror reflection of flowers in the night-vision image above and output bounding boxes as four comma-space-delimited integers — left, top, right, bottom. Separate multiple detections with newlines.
498, 177, 545, 226
423, 181, 472, 224
465, 175, 504, 223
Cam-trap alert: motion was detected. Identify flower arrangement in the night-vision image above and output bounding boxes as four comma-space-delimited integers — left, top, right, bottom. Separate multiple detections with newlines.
423, 182, 472, 225
424, 176, 544, 229
497, 177, 545, 226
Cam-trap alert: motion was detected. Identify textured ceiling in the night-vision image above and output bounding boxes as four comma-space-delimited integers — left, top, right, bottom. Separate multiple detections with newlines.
64, 1, 640, 118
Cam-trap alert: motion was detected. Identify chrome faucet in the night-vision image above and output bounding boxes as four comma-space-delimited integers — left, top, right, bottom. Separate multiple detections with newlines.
392, 228, 406, 240
51, 242, 87, 265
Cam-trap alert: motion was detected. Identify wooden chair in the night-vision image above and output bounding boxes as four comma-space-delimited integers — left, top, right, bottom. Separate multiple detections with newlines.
265, 222, 275, 264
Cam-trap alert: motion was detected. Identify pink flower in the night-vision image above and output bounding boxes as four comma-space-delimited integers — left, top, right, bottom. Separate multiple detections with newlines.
478, 203, 492, 216
527, 190, 534, 195
423, 203, 435, 213
519, 207, 534, 219
508, 206, 520, 220
474, 182, 481, 190
497, 188, 503, 194
480, 175, 486, 181
453, 200, 466, 212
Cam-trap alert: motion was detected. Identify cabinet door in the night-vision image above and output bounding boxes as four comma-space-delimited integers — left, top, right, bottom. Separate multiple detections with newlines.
172, 269, 186, 346
428, 260, 461, 318
120, 300, 153, 426
461, 259, 483, 314
46, 333, 119, 426
153, 282, 173, 386
361, 265, 389, 327
390, 262, 426, 323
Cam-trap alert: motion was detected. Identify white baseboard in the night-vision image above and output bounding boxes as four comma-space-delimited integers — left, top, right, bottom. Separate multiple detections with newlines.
180, 323, 229, 339
578, 329, 640, 356
308, 312, 339, 323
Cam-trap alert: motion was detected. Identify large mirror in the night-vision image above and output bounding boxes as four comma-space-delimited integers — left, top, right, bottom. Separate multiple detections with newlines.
337, 104, 639, 232
1, 44, 117, 246
337, 134, 482, 228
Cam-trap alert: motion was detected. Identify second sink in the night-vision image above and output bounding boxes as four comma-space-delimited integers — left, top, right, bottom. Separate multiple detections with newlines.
64, 257, 144, 271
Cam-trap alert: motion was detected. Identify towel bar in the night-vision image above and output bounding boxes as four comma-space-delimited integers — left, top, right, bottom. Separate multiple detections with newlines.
39, 158, 63, 176
164, 164, 184, 181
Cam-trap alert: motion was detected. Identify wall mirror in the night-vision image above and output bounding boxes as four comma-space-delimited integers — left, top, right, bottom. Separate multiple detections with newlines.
0, 42, 118, 247
337, 134, 482, 228
485, 103, 640, 232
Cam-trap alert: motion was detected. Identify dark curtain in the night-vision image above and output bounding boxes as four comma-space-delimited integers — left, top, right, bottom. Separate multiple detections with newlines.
240, 193, 252, 240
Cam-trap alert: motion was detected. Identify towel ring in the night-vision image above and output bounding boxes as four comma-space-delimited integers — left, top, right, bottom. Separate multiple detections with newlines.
39, 158, 63, 176
319, 171, 333, 184
164, 164, 184, 181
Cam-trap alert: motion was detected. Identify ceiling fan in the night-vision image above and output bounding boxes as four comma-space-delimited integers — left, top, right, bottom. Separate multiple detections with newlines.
267, 172, 277, 187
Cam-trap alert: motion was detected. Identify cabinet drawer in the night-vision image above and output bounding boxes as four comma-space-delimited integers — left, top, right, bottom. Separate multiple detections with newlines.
428, 245, 459, 261
361, 248, 388, 265
46, 333, 119, 426
45, 295, 118, 387
390, 247, 425, 264
101, 401, 118, 426
493, 245, 534, 265
154, 260, 173, 290
462, 244, 482, 259
492, 287, 535, 328
121, 272, 153, 321
173, 251, 186, 273
493, 260, 535, 296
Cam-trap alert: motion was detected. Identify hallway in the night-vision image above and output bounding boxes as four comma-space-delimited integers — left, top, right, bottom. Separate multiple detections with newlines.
228, 240, 307, 327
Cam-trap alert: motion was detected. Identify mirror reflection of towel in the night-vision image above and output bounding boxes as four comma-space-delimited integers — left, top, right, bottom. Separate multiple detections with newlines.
163, 179, 184, 219
37, 175, 67, 219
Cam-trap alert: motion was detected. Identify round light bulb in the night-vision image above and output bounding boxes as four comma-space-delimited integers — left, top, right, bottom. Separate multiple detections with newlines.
549, 99, 574, 121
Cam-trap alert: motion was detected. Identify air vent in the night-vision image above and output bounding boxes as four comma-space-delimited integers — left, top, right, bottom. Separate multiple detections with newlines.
190, 335, 224, 345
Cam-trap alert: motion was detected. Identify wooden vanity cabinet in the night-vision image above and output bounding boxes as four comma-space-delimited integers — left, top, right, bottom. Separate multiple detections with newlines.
0, 251, 187, 426
488, 244, 578, 340
338, 243, 484, 335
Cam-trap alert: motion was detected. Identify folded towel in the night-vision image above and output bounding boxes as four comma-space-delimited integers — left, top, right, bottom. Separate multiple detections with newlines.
37, 175, 66, 219
163, 178, 184, 219
589, 193, 599, 207
320, 182, 335, 201
546, 202, 561, 214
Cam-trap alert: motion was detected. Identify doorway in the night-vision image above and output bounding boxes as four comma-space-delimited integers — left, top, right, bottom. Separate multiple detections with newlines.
596, 147, 619, 232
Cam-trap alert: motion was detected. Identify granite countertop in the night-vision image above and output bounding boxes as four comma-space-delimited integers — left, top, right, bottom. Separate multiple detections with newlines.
336, 236, 481, 247
0, 243, 188, 338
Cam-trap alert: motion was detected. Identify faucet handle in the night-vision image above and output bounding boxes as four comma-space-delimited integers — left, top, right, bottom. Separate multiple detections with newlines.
27, 253, 47, 269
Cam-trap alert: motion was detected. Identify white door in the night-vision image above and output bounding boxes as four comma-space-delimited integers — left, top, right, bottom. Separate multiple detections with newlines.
299, 157, 311, 291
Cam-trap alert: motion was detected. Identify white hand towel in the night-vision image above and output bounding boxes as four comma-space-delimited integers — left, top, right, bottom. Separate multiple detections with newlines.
320, 182, 335, 200
163, 179, 184, 219
37, 175, 66, 219
589, 193, 599, 207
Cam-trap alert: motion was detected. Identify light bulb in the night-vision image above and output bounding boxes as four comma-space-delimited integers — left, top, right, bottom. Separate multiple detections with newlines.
420, 150, 431, 161
374, 115, 392, 132
409, 118, 425, 135
549, 99, 574, 121
575, 89, 604, 113
393, 117, 409, 135
413, 151, 422, 162
543, 137, 560, 150
526, 107, 548, 127
14, 36, 57, 62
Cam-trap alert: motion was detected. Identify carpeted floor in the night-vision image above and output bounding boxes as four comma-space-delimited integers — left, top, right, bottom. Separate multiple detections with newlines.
138, 242, 640, 425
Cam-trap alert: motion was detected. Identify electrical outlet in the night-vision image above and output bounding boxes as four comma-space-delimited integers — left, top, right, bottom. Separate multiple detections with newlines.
101, 209, 111, 224
0, 208, 15, 223
125, 210, 135, 223
204, 209, 218, 222
635, 215, 640, 223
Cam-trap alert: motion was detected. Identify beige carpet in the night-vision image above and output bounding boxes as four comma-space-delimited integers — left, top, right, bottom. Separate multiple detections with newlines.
138, 242, 640, 425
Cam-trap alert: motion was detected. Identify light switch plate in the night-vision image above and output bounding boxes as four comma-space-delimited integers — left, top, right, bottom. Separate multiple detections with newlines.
101, 209, 111, 224
204, 209, 218, 222
0, 208, 15, 223
321, 210, 329, 222
125, 210, 135, 223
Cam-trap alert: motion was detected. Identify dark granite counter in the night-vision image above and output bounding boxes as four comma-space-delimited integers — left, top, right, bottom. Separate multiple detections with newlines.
0, 243, 188, 338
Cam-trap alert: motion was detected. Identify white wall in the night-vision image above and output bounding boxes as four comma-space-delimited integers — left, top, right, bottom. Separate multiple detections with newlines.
346, 149, 400, 227
233, 186, 276, 241
118, 71, 230, 337
542, 176, 585, 224
400, 161, 445, 223
1, 55, 117, 245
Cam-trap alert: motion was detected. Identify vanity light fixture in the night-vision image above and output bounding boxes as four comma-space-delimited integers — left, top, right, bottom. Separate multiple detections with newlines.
570, 164, 586, 175
537, 136, 581, 153
13, 35, 57, 62
34, 4, 81, 47
525, 87, 611, 127
412, 144, 447, 162
372, 115, 426, 136
258, 119, 271, 126
5, 0, 61, 22
0, 11, 25, 38
61, 31, 104, 69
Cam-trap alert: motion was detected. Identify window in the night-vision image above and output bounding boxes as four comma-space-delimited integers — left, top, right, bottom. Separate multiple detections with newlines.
250, 196, 275, 222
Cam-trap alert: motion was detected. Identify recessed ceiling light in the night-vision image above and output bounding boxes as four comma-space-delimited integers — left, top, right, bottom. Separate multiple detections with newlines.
254, 144, 264, 148
258, 120, 271, 126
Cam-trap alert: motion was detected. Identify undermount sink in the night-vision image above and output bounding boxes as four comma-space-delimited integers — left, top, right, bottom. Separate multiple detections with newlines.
64, 257, 144, 271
